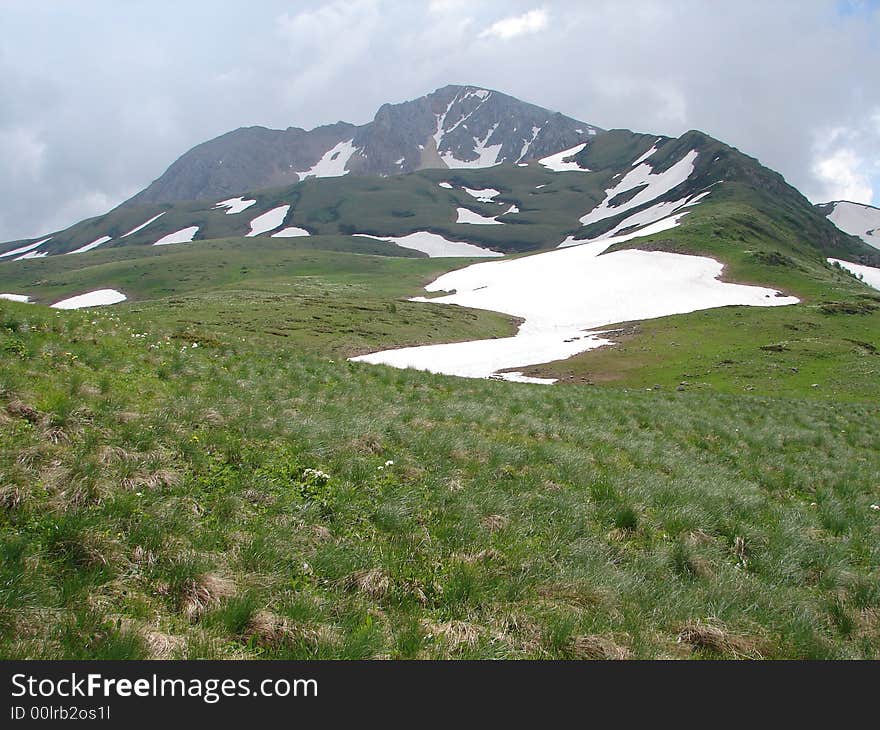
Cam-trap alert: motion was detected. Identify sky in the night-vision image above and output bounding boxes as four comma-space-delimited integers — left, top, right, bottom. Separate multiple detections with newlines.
1, 0, 878, 242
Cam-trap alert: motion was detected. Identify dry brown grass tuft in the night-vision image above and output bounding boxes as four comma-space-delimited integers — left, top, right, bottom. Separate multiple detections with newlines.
481, 514, 509, 532
182, 574, 236, 622
570, 634, 632, 660
343, 568, 391, 600
42, 426, 70, 445
422, 620, 481, 651
6, 399, 40, 424
453, 548, 503, 565
131, 545, 157, 566
0, 484, 24, 510
677, 619, 765, 659
536, 583, 612, 611
243, 610, 297, 649
142, 629, 186, 659
351, 433, 384, 455
202, 408, 225, 426
309, 524, 333, 542
97, 445, 134, 466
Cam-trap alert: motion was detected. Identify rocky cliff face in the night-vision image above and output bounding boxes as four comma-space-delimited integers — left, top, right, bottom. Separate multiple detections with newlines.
125, 85, 602, 206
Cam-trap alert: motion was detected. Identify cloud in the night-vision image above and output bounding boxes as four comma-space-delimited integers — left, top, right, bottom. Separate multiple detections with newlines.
479, 8, 548, 40
813, 148, 873, 203
0, 0, 879, 241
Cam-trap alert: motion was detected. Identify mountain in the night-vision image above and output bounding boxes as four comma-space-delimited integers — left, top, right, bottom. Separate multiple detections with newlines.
124, 84, 601, 207
1, 97, 873, 268
818, 200, 880, 253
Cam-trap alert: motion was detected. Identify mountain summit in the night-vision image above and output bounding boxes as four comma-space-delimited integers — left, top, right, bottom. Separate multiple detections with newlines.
126, 85, 601, 206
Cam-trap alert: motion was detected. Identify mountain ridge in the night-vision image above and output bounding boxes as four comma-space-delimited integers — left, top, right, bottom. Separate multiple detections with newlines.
123, 84, 601, 207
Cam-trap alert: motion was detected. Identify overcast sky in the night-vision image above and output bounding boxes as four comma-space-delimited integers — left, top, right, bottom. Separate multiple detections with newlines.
1, 0, 878, 241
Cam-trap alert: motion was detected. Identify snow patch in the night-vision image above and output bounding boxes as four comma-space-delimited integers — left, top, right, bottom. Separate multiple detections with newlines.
271, 227, 310, 238
154, 227, 199, 246
438, 181, 454, 189
121, 212, 166, 238
826, 201, 880, 249
463, 187, 500, 202
631, 141, 661, 167
354, 232, 502, 258
559, 213, 689, 249
298, 139, 356, 179
352, 237, 798, 382
442, 123, 503, 169
247, 205, 290, 237
1, 237, 50, 259
538, 143, 589, 172
214, 197, 257, 215
0, 293, 29, 303
580, 150, 699, 226
51, 289, 127, 310
68, 236, 112, 255
518, 125, 541, 162
829, 258, 880, 290
457, 207, 503, 225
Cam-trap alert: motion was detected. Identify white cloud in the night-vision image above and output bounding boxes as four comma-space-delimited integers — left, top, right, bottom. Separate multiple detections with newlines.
479, 8, 548, 40
813, 148, 873, 203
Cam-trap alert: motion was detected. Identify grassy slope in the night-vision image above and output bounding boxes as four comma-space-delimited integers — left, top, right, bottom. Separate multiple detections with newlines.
0, 239, 515, 357
1, 299, 878, 659
522, 188, 880, 401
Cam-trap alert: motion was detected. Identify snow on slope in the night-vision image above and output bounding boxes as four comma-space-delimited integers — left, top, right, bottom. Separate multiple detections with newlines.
825, 201, 880, 249
463, 187, 500, 202
563, 189, 711, 247
121, 212, 166, 238
298, 140, 356, 179
1, 238, 51, 259
214, 197, 257, 215
438, 182, 454, 189
247, 205, 290, 237
558, 212, 690, 248
354, 232, 502, 258
457, 207, 503, 225
154, 227, 199, 246
68, 236, 112, 255
351, 239, 798, 383
441, 123, 503, 169
51, 289, 127, 309
0, 294, 29, 302
15, 250, 48, 261
631, 141, 661, 167
580, 150, 699, 226
271, 227, 310, 237
829, 258, 880, 290
538, 143, 589, 172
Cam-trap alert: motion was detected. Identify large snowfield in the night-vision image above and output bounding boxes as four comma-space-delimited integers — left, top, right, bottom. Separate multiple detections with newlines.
352, 238, 799, 383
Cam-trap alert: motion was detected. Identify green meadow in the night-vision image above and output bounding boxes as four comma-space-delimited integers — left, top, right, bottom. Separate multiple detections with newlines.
1, 226, 878, 658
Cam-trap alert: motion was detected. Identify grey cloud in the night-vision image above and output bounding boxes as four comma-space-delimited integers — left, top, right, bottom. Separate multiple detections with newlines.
0, 0, 878, 241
